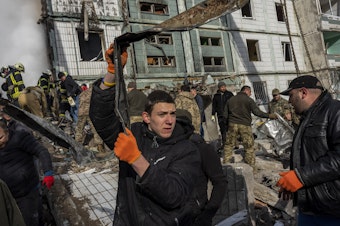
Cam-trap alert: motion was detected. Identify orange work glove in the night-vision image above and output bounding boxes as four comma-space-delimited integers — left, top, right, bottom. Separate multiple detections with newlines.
114, 128, 141, 164
105, 43, 128, 74
276, 170, 303, 192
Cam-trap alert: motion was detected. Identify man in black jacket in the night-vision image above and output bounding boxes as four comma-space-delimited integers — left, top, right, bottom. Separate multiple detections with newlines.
89, 44, 201, 225
58, 72, 82, 124
277, 75, 340, 225
212, 82, 234, 149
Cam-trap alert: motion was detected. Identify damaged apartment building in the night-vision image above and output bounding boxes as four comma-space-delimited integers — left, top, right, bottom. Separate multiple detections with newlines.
40, 0, 340, 106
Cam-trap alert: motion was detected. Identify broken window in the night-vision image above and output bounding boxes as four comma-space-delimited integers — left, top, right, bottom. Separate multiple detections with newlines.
200, 37, 221, 46
147, 56, 175, 67
203, 57, 225, 66
276, 3, 285, 22
282, 42, 293, 61
77, 30, 104, 61
319, 0, 340, 16
252, 81, 269, 105
146, 34, 173, 44
242, 1, 252, 18
246, 39, 261, 61
140, 2, 168, 15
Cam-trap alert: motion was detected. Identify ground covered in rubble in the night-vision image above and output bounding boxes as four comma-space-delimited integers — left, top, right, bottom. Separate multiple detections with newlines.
39, 127, 296, 226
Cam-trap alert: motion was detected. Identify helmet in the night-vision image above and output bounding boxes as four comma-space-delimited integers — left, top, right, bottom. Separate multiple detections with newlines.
43, 69, 52, 76
14, 62, 25, 72
0, 66, 9, 78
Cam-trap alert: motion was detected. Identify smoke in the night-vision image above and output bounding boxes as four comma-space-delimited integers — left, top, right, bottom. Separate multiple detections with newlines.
0, 0, 48, 87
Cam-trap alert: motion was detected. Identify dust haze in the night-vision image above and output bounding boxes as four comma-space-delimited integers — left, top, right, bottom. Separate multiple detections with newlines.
0, 0, 48, 87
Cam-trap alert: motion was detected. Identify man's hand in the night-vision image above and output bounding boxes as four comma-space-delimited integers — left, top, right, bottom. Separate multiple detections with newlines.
105, 43, 115, 74
42, 176, 54, 190
211, 115, 216, 122
114, 128, 141, 164
278, 187, 293, 201
104, 43, 129, 74
276, 170, 303, 192
269, 113, 278, 119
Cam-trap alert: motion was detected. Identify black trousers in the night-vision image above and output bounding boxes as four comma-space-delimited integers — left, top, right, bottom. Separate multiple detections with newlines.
16, 188, 42, 226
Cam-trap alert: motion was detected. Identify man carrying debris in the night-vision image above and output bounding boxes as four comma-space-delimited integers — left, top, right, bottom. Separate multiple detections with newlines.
276, 75, 340, 225
89, 44, 201, 225
223, 85, 277, 169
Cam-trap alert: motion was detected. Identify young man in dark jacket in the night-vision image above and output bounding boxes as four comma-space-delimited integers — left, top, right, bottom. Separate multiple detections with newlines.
90, 44, 201, 225
277, 75, 340, 225
90, 84, 201, 225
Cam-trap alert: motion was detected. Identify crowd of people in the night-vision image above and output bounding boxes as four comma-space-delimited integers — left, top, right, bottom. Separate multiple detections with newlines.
0, 41, 339, 226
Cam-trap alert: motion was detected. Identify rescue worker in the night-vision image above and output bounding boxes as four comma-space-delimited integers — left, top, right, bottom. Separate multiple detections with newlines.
127, 81, 148, 124
175, 84, 201, 133
57, 71, 82, 124
37, 69, 54, 117
212, 81, 234, 148
75, 85, 105, 154
5, 63, 25, 106
56, 80, 71, 122
223, 86, 277, 170
18, 86, 48, 118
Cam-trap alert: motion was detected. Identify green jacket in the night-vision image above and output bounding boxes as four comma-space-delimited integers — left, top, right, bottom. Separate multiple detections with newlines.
0, 179, 25, 226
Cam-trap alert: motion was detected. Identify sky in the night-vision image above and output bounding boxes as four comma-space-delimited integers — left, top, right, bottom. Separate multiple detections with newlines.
0, 0, 48, 87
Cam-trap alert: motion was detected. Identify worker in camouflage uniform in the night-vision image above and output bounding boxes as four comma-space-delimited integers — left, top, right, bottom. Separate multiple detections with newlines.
175, 84, 201, 133
223, 86, 277, 169
75, 85, 105, 153
269, 88, 300, 128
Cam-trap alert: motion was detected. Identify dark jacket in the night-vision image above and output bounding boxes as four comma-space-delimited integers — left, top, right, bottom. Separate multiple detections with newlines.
127, 88, 147, 116
89, 79, 201, 225
6, 68, 25, 100
224, 92, 269, 126
212, 90, 233, 117
63, 75, 82, 97
291, 91, 340, 217
0, 121, 53, 199
175, 116, 227, 225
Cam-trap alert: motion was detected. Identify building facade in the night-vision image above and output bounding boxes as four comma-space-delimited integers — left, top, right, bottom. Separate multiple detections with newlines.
41, 0, 340, 104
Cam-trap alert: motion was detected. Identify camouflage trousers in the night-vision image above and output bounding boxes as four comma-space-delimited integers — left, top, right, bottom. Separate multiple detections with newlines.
75, 115, 103, 145
223, 123, 255, 168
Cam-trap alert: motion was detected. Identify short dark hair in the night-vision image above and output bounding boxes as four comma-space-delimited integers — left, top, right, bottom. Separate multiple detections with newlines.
145, 90, 174, 114
241, 85, 251, 92
180, 85, 190, 92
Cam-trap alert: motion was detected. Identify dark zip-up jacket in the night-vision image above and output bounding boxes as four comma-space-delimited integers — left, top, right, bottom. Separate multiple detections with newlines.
0, 121, 53, 199
89, 79, 201, 225
291, 91, 340, 217
212, 90, 233, 117
63, 75, 82, 97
